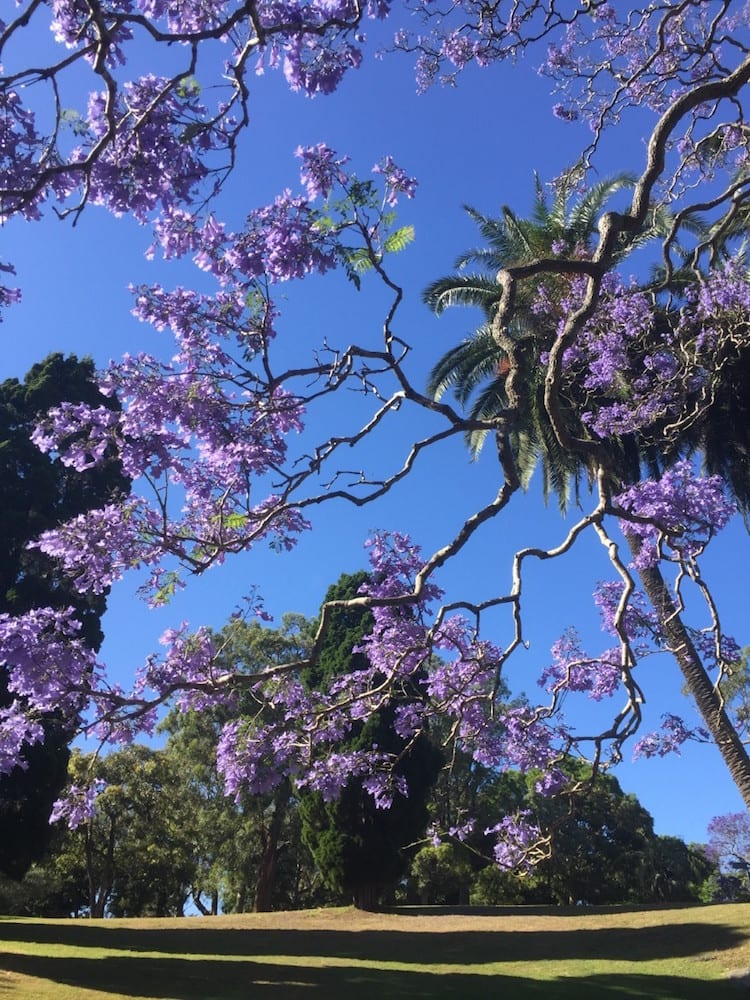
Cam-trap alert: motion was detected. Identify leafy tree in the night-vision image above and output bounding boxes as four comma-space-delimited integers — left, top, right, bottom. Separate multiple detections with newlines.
706, 812, 750, 899
161, 614, 320, 914
467, 763, 712, 906
641, 836, 715, 905
0, 354, 128, 878
528, 766, 669, 905
299, 572, 443, 910
409, 843, 473, 905
48, 747, 198, 918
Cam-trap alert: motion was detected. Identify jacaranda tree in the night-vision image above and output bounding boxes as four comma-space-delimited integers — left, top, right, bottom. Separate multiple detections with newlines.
2, 1, 750, 873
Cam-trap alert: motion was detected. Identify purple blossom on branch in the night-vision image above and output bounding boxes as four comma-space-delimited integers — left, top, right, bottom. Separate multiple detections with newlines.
485, 812, 543, 872
633, 713, 710, 759
49, 780, 108, 830
615, 461, 737, 570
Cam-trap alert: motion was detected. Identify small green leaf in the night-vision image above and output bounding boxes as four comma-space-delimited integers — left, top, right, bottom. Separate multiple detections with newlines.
223, 513, 248, 531
383, 225, 415, 255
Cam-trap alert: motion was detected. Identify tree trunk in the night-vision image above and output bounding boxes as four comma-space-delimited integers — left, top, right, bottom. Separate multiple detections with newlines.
86, 823, 115, 919
635, 545, 750, 807
253, 782, 289, 912
191, 891, 211, 916
352, 882, 379, 911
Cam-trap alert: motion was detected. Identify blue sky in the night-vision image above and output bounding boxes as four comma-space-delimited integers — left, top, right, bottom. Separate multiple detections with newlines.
5, 17, 748, 846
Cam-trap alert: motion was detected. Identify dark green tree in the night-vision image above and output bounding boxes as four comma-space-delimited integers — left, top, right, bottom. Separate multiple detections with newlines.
0, 354, 129, 878
641, 835, 715, 904
298, 571, 443, 910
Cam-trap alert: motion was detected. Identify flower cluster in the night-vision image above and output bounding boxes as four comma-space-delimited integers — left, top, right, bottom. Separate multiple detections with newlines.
485, 812, 543, 872
49, 780, 108, 830
539, 628, 621, 703
0, 607, 102, 773
73, 76, 216, 224
633, 713, 710, 759
706, 812, 750, 869
615, 461, 736, 570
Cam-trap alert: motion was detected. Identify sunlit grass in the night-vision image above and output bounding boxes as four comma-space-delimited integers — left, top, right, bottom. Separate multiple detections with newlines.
1, 903, 749, 998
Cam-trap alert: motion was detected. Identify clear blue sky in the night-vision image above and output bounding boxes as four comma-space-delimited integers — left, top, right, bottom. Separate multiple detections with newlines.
5, 16, 748, 846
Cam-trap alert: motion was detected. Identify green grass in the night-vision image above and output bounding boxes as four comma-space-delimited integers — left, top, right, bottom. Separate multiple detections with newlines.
1, 903, 749, 998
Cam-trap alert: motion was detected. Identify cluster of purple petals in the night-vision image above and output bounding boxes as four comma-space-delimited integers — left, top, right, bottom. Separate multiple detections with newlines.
426, 818, 476, 847
686, 629, 741, 675
0, 607, 99, 716
149, 145, 415, 283
0, 281, 22, 320
49, 780, 108, 830
31, 308, 309, 585
549, 276, 685, 439
687, 262, 750, 346
296, 144, 350, 200
72, 77, 215, 223
615, 461, 737, 570
632, 713, 710, 759
132, 0, 230, 34
251, 0, 387, 95
31, 403, 120, 472
706, 812, 750, 866
479, 706, 564, 776
28, 500, 164, 595
372, 156, 418, 206
539, 264, 750, 442
0, 607, 101, 773
0, 703, 44, 778
221, 192, 338, 283
539, 628, 621, 702
134, 623, 220, 710
593, 581, 663, 647
485, 812, 542, 872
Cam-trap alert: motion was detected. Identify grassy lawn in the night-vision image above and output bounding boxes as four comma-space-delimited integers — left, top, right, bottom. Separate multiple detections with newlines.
1, 903, 749, 999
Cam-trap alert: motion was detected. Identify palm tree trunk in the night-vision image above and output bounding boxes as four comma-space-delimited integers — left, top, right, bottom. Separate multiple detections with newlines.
633, 540, 750, 807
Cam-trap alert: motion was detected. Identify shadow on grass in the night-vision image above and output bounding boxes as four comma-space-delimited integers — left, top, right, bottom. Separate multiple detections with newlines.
0, 918, 743, 964
0, 951, 744, 1000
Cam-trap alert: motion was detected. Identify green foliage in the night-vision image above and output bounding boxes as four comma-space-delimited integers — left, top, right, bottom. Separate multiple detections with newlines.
423, 755, 711, 906
0, 354, 129, 879
409, 843, 473, 905
72, 747, 197, 917
161, 613, 322, 914
383, 224, 415, 255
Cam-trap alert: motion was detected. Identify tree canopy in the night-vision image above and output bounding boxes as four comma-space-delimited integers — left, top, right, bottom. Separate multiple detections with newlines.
1, 1, 750, 874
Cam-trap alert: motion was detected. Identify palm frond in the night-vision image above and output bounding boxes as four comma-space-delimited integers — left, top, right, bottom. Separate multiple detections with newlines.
427, 327, 504, 404
567, 174, 636, 245
423, 274, 502, 316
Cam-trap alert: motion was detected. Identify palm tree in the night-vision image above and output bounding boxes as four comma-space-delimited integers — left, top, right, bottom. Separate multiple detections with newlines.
425, 168, 655, 507
425, 167, 750, 808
